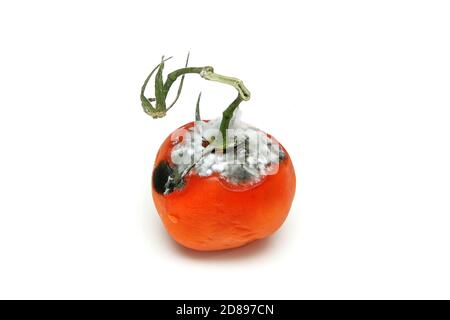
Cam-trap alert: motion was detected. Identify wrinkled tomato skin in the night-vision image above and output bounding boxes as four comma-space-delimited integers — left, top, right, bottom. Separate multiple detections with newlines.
152, 122, 296, 251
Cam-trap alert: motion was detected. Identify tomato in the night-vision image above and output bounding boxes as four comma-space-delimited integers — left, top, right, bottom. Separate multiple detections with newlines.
152, 122, 296, 251
141, 55, 297, 251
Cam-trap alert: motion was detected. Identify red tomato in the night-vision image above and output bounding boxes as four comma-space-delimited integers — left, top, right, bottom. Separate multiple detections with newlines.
152, 122, 296, 251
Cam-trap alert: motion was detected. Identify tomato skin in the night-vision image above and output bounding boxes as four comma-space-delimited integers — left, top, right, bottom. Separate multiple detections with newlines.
152, 122, 296, 251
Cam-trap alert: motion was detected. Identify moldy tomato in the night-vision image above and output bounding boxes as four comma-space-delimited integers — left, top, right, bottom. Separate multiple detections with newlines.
141, 55, 296, 251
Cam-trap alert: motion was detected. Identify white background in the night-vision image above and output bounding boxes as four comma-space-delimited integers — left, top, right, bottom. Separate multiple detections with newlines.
0, 0, 449, 299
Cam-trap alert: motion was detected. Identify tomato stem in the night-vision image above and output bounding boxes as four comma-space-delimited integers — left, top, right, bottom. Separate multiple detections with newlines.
219, 95, 244, 148
201, 69, 250, 101
141, 55, 251, 147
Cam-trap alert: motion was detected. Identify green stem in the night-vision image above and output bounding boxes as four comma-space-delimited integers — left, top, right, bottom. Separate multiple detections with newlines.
163, 67, 204, 96
219, 95, 244, 148
141, 56, 251, 147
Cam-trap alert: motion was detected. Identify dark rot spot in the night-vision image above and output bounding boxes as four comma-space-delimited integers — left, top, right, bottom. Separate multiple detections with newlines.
201, 139, 210, 148
152, 161, 174, 194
